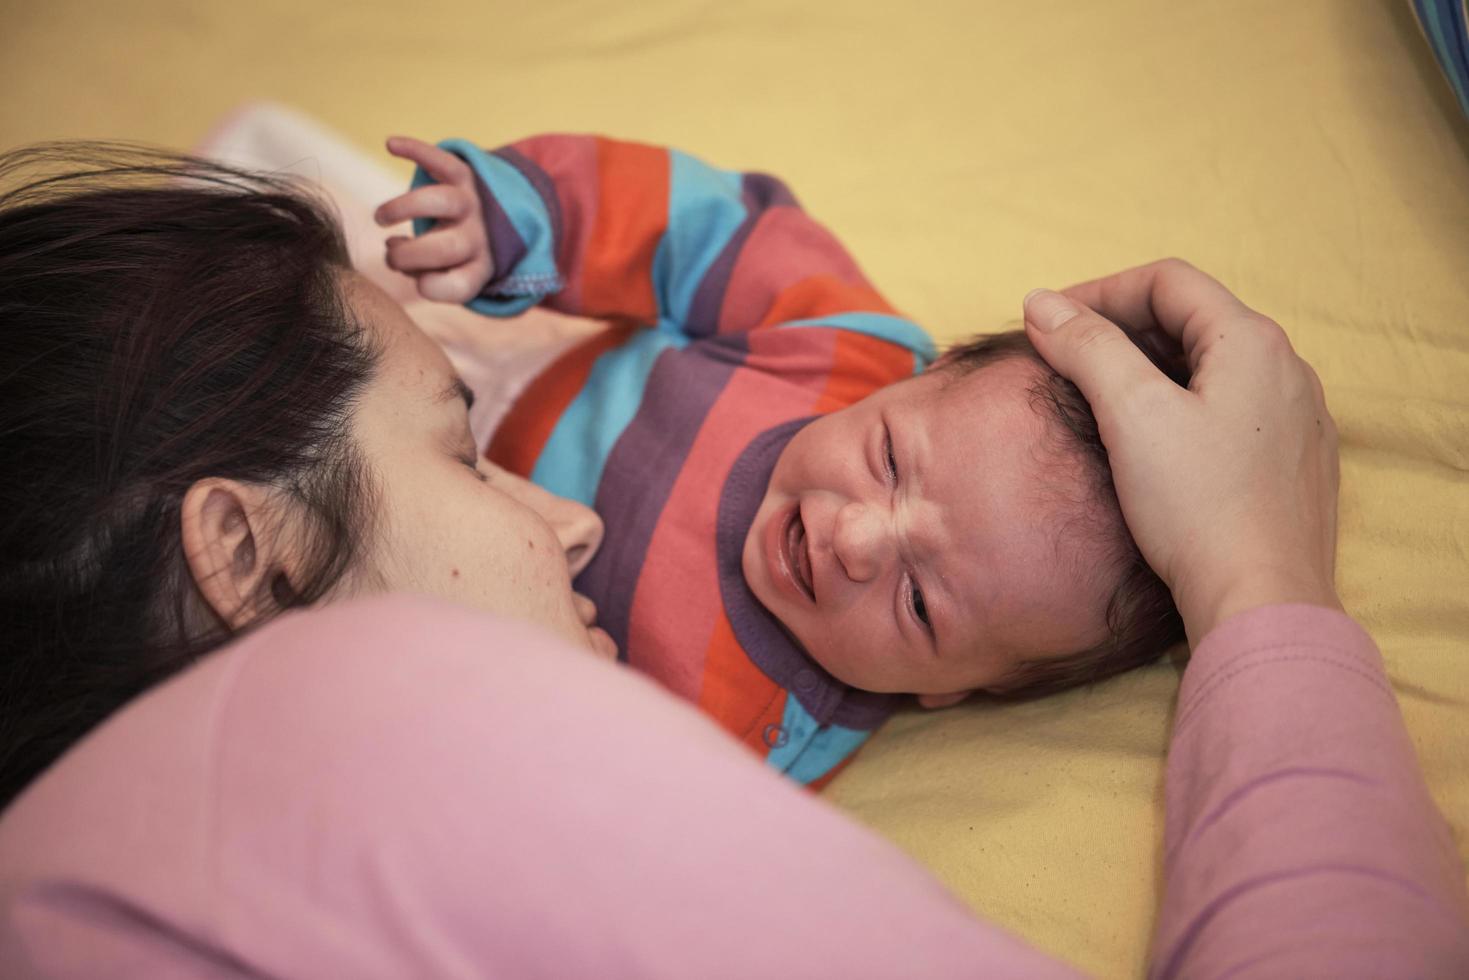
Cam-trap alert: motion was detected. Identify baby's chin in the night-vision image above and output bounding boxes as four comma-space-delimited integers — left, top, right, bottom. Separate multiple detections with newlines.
738, 554, 870, 690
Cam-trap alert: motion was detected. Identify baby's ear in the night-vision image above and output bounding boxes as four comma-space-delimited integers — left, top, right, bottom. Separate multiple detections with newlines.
916, 691, 971, 710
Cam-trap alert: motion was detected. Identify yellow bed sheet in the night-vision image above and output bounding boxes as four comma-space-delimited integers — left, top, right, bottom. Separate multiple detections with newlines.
4, 1, 1466, 975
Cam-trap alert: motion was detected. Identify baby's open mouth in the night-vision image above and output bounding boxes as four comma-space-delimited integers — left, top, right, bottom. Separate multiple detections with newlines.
783, 505, 815, 602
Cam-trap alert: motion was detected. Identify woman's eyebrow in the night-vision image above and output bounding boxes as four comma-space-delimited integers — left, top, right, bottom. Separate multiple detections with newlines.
435, 376, 475, 410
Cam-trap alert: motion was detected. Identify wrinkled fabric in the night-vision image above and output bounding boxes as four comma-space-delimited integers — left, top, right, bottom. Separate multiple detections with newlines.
0, 596, 1463, 977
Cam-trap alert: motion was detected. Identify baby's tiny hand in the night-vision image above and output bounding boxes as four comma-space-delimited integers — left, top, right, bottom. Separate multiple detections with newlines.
374, 136, 494, 304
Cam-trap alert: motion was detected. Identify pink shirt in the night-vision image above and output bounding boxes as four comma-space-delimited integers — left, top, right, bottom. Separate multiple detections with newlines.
0, 595, 1464, 977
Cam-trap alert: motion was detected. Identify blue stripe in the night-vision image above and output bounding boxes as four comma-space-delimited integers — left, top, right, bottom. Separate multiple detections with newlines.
776, 312, 937, 369
1441, 0, 1469, 115
424, 139, 562, 316
529, 327, 689, 506
658, 150, 748, 326
1419, 1, 1460, 101
764, 696, 871, 784
1419, 0, 1469, 116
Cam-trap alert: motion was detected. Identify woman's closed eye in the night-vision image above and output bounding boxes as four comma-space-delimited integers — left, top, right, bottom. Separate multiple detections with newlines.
460, 452, 489, 482
456, 435, 489, 482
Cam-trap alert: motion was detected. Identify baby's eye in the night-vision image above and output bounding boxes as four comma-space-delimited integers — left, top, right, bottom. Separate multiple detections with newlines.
884, 427, 898, 482
909, 578, 931, 630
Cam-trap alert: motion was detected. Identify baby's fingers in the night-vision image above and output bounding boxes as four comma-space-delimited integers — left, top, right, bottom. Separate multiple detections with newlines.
384, 135, 474, 187
418, 264, 492, 305
375, 184, 470, 228
384, 230, 477, 274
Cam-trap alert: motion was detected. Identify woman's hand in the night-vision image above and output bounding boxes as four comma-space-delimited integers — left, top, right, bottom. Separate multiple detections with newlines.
374, 136, 494, 304
1023, 258, 1341, 646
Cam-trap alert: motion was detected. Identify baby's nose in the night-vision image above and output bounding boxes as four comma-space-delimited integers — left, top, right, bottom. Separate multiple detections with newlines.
831, 501, 892, 583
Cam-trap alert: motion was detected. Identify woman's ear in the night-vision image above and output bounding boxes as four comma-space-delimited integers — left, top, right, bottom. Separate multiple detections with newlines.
179, 478, 291, 631
916, 691, 971, 710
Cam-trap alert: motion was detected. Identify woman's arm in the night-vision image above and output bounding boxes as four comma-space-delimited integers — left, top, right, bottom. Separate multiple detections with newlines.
0, 594, 1078, 978
1153, 604, 1469, 976
1025, 258, 1469, 974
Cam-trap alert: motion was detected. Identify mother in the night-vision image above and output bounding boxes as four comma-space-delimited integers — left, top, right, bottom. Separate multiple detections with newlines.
0, 146, 1464, 976
0, 144, 613, 808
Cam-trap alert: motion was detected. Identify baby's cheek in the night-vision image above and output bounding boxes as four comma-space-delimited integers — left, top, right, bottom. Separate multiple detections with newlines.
805, 619, 891, 690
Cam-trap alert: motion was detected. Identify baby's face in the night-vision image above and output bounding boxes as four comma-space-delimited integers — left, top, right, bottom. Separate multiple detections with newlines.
742, 357, 1112, 701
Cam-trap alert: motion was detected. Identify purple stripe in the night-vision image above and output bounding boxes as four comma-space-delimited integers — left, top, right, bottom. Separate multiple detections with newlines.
573, 342, 746, 659
684, 173, 800, 337
494, 146, 564, 254
471, 171, 528, 297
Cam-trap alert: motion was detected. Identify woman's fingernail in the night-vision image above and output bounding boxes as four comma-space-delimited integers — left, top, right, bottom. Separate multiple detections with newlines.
1024, 288, 1079, 332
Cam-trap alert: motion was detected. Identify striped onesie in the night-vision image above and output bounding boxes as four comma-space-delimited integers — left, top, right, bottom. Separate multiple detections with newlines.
413, 134, 935, 786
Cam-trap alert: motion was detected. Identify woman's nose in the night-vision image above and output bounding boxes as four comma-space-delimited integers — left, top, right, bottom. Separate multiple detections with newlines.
547, 498, 604, 578
495, 467, 606, 577
831, 501, 890, 583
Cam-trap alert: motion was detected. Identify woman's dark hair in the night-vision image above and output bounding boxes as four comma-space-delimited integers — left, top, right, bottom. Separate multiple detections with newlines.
0, 142, 380, 810
938, 330, 1188, 698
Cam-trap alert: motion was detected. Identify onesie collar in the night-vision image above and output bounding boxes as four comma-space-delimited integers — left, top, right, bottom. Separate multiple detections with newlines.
716, 417, 900, 731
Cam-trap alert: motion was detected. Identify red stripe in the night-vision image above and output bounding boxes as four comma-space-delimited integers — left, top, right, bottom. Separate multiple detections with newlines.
486, 322, 637, 477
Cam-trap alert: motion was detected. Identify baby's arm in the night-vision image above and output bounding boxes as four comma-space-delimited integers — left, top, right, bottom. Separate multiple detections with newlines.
374, 134, 931, 358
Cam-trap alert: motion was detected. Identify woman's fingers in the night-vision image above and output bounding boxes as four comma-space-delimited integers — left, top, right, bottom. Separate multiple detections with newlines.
1060, 258, 1255, 366
1024, 266, 1342, 645
1022, 288, 1181, 426
374, 183, 470, 228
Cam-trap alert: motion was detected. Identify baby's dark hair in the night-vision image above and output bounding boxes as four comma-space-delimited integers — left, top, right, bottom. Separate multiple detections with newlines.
936, 331, 1185, 697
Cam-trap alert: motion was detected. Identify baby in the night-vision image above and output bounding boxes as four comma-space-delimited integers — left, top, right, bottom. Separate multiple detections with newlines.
376, 134, 1183, 786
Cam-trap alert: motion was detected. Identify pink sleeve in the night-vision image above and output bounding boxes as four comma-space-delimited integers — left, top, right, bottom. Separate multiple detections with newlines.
1151, 604, 1469, 977
4, 597, 1463, 977
0, 594, 1073, 979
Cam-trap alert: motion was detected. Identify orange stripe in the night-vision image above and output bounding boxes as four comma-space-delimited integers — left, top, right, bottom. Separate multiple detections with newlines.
486, 321, 637, 477
812, 330, 919, 415
696, 613, 788, 759
578, 139, 668, 323
756, 276, 897, 329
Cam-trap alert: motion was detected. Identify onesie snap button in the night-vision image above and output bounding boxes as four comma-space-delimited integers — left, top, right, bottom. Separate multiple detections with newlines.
762, 723, 789, 748
794, 670, 818, 693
